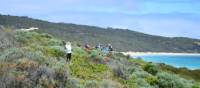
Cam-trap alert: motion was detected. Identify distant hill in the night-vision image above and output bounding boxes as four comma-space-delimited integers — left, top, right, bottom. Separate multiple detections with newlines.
0, 14, 200, 53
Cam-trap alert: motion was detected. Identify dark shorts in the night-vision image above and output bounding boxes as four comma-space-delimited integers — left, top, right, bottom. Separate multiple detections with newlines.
66, 53, 72, 61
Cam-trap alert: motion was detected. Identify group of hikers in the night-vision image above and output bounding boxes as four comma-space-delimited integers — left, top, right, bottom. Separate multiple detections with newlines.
64, 41, 113, 62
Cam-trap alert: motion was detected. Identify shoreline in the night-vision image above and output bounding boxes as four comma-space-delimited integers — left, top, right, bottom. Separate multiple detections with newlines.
122, 52, 200, 70
122, 52, 200, 56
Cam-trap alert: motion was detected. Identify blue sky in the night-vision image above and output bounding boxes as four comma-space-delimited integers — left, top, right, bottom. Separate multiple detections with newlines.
0, 0, 200, 39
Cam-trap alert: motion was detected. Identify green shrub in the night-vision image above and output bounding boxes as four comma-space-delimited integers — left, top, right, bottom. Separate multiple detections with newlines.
15, 31, 38, 43
0, 74, 33, 88
48, 38, 62, 46
44, 46, 66, 57
40, 33, 53, 38
15, 31, 62, 47
73, 47, 87, 57
66, 77, 82, 88
146, 75, 158, 86
16, 58, 39, 71
108, 59, 135, 80
133, 69, 150, 79
30, 66, 56, 88
0, 47, 46, 64
136, 78, 153, 88
23, 51, 46, 64
113, 66, 129, 80
123, 74, 137, 88
84, 80, 99, 88
109, 60, 124, 78
89, 49, 98, 57
192, 83, 200, 88
157, 72, 193, 88
0, 29, 18, 50
70, 62, 108, 80
131, 68, 156, 87
45, 58, 69, 85
0, 47, 23, 62
89, 49, 104, 63
144, 63, 160, 75
70, 51, 109, 80
100, 80, 122, 88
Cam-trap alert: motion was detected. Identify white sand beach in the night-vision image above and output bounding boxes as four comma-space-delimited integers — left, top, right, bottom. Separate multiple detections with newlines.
122, 52, 200, 57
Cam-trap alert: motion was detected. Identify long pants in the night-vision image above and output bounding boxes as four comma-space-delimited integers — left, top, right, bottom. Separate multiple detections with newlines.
66, 53, 72, 61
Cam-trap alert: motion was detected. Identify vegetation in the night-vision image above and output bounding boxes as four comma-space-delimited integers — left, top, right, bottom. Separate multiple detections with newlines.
0, 28, 199, 88
1, 14, 200, 53
159, 63, 200, 81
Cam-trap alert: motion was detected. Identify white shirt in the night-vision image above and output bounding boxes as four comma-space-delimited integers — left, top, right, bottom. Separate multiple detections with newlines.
65, 44, 72, 53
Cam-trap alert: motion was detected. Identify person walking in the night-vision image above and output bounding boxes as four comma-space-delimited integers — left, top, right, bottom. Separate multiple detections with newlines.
65, 42, 72, 62
108, 44, 113, 52
108, 44, 113, 57
84, 42, 91, 49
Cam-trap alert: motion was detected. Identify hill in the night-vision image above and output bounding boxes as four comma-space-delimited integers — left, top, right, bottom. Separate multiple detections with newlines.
0, 29, 199, 88
0, 14, 200, 53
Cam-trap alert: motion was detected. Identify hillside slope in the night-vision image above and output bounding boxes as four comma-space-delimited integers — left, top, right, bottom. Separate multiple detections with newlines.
0, 29, 200, 88
0, 14, 200, 53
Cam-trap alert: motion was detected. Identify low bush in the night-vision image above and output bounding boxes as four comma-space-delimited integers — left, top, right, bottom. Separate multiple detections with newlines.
0, 74, 32, 88
16, 58, 39, 71
108, 60, 129, 79
0, 47, 24, 62
89, 49, 104, 63
15, 31, 38, 44
113, 66, 130, 80
73, 46, 88, 57
0, 29, 18, 50
146, 75, 158, 86
84, 80, 99, 88
45, 46, 66, 57
136, 78, 153, 88
29, 66, 56, 87
40, 33, 53, 38
66, 77, 82, 88
192, 83, 200, 88
157, 72, 193, 88
22, 51, 46, 64
123, 74, 137, 88
144, 63, 160, 75
70, 48, 110, 80
48, 38, 62, 46
0, 47, 46, 64
100, 80, 122, 88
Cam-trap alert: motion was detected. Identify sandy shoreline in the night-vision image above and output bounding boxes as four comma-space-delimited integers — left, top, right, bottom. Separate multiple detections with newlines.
122, 52, 200, 56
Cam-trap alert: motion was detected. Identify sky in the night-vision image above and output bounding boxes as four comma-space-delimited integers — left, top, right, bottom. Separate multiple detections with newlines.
0, 0, 200, 39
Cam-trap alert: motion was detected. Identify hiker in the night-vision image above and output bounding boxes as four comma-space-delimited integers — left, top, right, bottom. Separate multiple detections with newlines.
95, 43, 103, 56
85, 42, 93, 51
95, 43, 101, 49
108, 44, 113, 57
102, 45, 109, 55
65, 41, 72, 62
84, 43, 91, 49
108, 44, 113, 52
102, 44, 112, 63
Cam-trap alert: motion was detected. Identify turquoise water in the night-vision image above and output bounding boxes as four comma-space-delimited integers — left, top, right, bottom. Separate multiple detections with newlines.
135, 55, 200, 70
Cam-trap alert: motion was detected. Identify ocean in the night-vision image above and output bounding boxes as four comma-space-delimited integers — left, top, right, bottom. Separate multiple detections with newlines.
133, 55, 200, 70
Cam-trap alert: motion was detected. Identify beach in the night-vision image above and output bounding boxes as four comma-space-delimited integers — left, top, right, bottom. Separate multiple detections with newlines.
122, 52, 200, 57
122, 52, 200, 70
